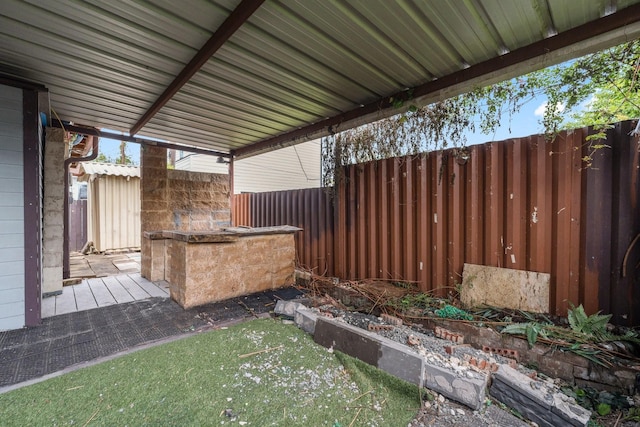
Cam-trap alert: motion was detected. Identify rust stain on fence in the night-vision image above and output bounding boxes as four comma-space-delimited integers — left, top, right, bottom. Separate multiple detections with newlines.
233, 122, 640, 325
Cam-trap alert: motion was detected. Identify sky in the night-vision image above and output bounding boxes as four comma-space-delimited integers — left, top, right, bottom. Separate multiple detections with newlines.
97, 134, 142, 165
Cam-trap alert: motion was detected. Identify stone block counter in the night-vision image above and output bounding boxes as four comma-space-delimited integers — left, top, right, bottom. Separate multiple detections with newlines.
142, 226, 300, 309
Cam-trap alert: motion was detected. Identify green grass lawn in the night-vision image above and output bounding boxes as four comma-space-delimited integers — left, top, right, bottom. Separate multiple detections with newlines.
0, 318, 420, 426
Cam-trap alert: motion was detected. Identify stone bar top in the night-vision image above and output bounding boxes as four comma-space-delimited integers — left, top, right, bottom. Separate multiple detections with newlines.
144, 226, 302, 243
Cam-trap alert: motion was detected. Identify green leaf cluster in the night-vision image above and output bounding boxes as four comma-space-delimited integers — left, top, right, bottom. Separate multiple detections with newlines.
322, 40, 640, 185
567, 304, 612, 341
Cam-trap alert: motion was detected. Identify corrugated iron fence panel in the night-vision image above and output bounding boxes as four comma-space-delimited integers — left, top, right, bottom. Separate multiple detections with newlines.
233, 188, 334, 274
232, 122, 640, 324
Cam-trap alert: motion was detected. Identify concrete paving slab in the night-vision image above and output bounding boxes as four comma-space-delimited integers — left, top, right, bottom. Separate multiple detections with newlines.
54, 288, 77, 315
423, 360, 488, 410
41, 296, 55, 318
102, 276, 135, 304
112, 261, 139, 271
114, 275, 152, 300
72, 281, 98, 311
275, 300, 304, 317
86, 278, 116, 307
129, 274, 168, 297
293, 308, 320, 334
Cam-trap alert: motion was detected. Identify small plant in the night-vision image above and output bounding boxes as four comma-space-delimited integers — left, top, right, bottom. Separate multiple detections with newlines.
563, 386, 631, 414
624, 407, 640, 422
596, 403, 611, 416
567, 304, 612, 341
386, 293, 433, 313
391, 281, 415, 290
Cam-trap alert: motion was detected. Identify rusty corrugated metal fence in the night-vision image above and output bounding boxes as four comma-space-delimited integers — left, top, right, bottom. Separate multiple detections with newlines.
233, 122, 640, 325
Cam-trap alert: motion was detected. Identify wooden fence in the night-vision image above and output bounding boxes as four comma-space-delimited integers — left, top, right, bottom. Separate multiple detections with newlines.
233, 121, 640, 325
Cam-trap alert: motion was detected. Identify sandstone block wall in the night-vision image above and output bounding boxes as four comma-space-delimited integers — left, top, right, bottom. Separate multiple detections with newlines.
42, 127, 65, 296
140, 146, 230, 281
167, 169, 230, 231
169, 233, 296, 308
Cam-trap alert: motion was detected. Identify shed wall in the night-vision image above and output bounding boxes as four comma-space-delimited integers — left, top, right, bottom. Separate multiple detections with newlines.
88, 175, 141, 252
0, 84, 25, 330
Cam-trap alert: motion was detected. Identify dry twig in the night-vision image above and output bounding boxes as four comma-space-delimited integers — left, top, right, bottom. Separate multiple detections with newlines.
82, 408, 100, 427
238, 345, 284, 359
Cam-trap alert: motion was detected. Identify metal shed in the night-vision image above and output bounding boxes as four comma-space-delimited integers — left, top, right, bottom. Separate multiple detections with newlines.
76, 163, 140, 253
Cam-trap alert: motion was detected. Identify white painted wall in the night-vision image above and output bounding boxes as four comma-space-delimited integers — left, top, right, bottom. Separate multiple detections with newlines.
174, 140, 322, 194
0, 84, 25, 331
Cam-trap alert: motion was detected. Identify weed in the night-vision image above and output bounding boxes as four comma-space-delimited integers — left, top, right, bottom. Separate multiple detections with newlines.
624, 407, 640, 422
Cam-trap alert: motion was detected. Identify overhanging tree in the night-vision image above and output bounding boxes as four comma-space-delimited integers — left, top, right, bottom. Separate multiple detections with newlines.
322, 40, 640, 185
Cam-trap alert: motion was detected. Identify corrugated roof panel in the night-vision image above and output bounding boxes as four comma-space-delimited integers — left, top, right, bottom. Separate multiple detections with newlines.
79, 162, 140, 178
191, 65, 334, 120
11, 1, 185, 78
249, 3, 403, 96
228, 26, 378, 102
196, 59, 345, 117
350, 0, 462, 78
147, 0, 240, 33
413, 1, 502, 64
178, 80, 311, 128
548, 0, 605, 34
216, 45, 358, 109
281, 1, 432, 85
480, 0, 544, 50
1, 0, 638, 155
164, 95, 286, 136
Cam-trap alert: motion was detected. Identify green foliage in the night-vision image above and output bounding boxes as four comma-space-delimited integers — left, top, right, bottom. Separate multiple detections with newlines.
387, 293, 433, 313
596, 403, 611, 416
567, 304, 612, 341
322, 40, 640, 185
501, 322, 549, 347
624, 407, 640, 421
434, 304, 473, 321
93, 152, 112, 163
563, 386, 630, 415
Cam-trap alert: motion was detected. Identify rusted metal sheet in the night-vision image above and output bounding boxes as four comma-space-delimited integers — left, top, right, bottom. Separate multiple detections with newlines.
232, 121, 640, 325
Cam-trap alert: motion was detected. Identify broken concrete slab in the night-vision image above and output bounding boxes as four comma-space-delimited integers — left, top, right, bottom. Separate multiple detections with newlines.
293, 308, 320, 334
313, 317, 425, 387
461, 263, 550, 313
490, 365, 591, 427
423, 361, 488, 411
274, 300, 304, 317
